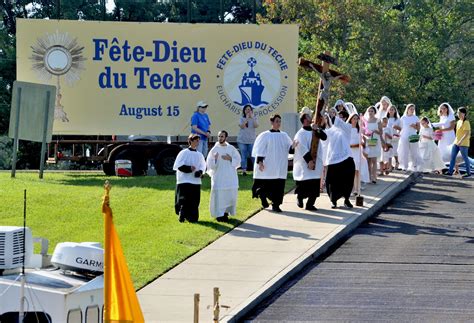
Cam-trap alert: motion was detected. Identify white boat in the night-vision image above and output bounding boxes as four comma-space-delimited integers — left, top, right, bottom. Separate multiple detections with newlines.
0, 226, 104, 323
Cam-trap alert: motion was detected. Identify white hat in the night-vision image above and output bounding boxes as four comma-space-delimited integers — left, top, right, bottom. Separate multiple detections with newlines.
300, 106, 312, 117
196, 100, 208, 108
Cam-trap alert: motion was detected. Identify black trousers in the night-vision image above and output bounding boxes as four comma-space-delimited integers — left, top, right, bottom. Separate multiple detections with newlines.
252, 178, 286, 206
175, 183, 201, 222
295, 178, 321, 206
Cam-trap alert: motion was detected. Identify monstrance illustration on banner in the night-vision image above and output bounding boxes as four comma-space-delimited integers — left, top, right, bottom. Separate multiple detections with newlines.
30, 31, 86, 122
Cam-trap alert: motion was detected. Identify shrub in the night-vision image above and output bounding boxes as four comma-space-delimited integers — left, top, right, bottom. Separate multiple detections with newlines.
0, 136, 13, 169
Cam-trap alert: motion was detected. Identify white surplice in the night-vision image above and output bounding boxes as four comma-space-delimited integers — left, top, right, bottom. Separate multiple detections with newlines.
293, 128, 324, 181
324, 116, 352, 166
173, 148, 206, 185
252, 130, 293, 179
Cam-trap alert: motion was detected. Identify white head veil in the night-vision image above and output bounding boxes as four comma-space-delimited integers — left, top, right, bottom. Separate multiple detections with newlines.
402, 103, 416, 116
437, 102, 455, 118
347, 112, 360, 129
380, 96, 392, 107
344, 102, 358, 115
387, 105, 400, 119
376, 96, 391, 119
364, 105, 378, 120
420, 116, 432, 128
333, 99, 351, 114
374, 102, 381, 112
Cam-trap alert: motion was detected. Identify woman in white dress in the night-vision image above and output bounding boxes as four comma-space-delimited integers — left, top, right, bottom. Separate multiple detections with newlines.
431, 102, 456, 163
348, 113, 369, 194
387, 105, 401, 169
363, 106, 383, 183
398, 104, 422, 171
419, 117, 445, 173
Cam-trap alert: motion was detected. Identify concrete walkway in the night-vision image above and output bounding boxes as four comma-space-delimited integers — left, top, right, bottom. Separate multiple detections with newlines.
137, 171, 416, 322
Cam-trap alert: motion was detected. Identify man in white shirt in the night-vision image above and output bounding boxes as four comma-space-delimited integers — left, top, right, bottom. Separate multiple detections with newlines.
293, 112, 327, 210
173, 134, 206, 223
206, 130, 241, 222
252, 114, 294, 212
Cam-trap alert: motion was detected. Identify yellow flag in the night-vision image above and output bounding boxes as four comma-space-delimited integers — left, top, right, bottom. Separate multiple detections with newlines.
102, 181, 145, 323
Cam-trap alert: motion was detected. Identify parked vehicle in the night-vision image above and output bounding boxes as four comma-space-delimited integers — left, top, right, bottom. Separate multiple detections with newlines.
48, 135, 182, 176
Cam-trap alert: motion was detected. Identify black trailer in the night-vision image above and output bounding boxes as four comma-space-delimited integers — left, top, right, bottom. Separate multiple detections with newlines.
47, 137, 182, 176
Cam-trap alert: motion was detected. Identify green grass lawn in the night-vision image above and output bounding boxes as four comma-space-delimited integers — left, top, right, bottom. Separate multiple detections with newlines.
0, 171, 294, 289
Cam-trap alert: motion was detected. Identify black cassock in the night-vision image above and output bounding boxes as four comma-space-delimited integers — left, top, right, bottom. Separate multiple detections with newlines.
325, 157, 355, 204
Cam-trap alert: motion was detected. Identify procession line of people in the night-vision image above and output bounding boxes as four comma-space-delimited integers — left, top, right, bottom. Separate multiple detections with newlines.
173, 99, 471, 223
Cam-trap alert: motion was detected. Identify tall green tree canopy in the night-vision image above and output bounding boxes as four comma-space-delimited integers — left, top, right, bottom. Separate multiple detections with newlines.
261, 0, 473, 115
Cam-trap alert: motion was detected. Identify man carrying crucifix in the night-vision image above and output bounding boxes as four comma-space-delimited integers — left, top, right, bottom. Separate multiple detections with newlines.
299, 52, 354, 208
293, 108, 327, 211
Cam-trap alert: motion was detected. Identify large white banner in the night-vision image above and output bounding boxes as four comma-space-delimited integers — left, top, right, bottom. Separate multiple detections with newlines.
17, 19, 298, 136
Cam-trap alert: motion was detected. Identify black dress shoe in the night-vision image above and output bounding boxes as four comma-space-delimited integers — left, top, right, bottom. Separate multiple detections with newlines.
344, 199, 353, 208
331, 203, 337, 209
305, 205, 318, 211
216, 215, 229, 222
272, 205, 282, 212
297, 197, 304, 208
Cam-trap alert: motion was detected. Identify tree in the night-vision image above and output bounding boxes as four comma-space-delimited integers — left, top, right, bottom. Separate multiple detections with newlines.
260, 0, 473, 115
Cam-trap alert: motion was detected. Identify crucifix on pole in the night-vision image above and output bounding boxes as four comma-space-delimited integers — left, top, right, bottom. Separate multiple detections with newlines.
298, 52, 350, 160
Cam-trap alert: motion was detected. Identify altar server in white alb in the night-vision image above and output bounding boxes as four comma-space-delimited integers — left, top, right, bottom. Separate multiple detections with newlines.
293, 108, 327, 211
252, 114, 295, 212
206, 130, 241, 223
173, 134, 206, 223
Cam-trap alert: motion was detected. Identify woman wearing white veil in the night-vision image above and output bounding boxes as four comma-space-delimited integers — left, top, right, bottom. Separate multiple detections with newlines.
347, 112, 370, 195
344, 102, 358, 116
363, 106, 383, 183
387, 104, 402, 169
398, 104, 422, 171
419, 116, 445, 173
431, 102, 456, 163
333, 99, 352, 115
375, 96, 392, 119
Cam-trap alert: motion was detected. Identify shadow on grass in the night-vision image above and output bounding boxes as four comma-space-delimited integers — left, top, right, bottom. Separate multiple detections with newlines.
48, 173, 261, 191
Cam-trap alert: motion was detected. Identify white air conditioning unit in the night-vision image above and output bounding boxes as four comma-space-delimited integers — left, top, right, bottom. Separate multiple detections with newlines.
0, 226, 33, 270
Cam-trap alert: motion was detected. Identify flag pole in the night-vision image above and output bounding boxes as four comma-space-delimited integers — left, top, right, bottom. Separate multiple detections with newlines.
103, 180, 112, 321
102, 180, 145, 323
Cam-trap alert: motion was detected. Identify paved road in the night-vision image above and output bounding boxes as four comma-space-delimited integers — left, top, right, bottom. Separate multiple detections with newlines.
243, 174, 474, 322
